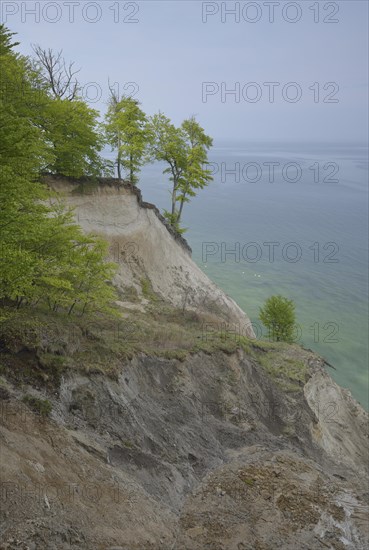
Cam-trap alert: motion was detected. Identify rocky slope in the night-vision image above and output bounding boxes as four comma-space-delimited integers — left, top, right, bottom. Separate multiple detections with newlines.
0, 179, 368, 550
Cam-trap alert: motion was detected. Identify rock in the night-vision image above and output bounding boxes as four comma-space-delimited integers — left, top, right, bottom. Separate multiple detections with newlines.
0, 386, 10, 400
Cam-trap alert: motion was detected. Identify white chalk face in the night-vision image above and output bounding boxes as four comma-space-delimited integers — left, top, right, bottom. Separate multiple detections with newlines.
75, 195, 139, 229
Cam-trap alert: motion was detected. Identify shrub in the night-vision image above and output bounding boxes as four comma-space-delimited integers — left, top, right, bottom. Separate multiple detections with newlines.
259, 295, 297, 343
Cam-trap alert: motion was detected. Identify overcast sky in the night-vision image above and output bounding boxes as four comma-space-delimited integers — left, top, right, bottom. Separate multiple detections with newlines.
3, 0, 368, 142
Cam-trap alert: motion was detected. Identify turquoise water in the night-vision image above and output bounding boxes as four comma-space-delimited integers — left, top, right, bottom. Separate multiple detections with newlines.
107, 142, 369, 409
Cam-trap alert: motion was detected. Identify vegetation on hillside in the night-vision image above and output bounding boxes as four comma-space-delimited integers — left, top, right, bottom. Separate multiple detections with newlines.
259, 295, 297, 343
0, 26, 301, 382
0, 25, 117, 316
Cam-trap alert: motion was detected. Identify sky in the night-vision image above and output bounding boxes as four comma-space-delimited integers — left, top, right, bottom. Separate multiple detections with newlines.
2, 0, 368, 142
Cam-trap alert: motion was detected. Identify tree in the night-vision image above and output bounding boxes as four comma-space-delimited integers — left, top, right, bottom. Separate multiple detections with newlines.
0, 27, 50, 302
33, 212, 117, 316
149, 113, 213, 230
177, 116, 213, 224
30, 45, 107, 177
39, 98, 107, 177
0, 24, 19, 55
149, 112, 187, 225
259, 295, 297, 342
0, 26, 117, 315
32, 45, 80, 100
105, 91, 149, 183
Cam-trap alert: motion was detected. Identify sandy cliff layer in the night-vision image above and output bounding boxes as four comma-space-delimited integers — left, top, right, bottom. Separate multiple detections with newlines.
47, 177, 255, 337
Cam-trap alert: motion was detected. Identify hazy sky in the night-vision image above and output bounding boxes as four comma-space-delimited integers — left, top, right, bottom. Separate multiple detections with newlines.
3, 0, 368, 142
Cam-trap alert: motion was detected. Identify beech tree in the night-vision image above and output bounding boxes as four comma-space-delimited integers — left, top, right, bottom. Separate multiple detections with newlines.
149, 113, 213, 230
0, 26, 117, 315
39, 98, 106, 177
30, 44, 106, 177
32, 45, 80, 100
105, 92, 149, 183
0, 24, 19, 55
149, 113, 187, 226
177, 116, 213, 224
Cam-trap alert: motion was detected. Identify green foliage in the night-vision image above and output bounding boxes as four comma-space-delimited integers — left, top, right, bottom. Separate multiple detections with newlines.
0, 49, 51, 177
22, 395, 52, 417
257, 351, 308, 393
162, 210, 187, 234
0, 24, 19, 55
177, 117, 213, 222
28, 43, 107, 177
240, 477, 255, 487
105, 95, 150, 183
140, 278, 157, 302
33, 214, 118, 316
0, 26, 117, 316
149, 112, 186, 223
40, 99, 108, 177
259, 295, 297, 343
149, 113, 213, 229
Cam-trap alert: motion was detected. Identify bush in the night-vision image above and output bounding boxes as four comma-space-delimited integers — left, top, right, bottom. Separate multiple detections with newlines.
259, 295, 296, 343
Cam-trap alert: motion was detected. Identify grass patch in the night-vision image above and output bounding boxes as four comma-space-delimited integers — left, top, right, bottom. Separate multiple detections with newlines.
1, 300, 311, 397
155, 349, 188, 361
121, 285, 140, 303
240, 476, 255, 486
196, 332, 253, 356
250, 340, 289, 353
0, 301, 257, 377
257, 349, 308, 393
22, 395, 52, 417
282, 424, 296, 436
140, 278, 158, 302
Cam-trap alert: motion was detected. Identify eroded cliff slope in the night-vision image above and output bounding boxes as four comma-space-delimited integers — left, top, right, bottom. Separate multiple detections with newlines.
46, 177, 254, 337
0, 178, 368, 550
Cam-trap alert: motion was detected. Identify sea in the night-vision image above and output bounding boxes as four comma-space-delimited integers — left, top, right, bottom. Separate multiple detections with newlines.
104, 142, 369, 409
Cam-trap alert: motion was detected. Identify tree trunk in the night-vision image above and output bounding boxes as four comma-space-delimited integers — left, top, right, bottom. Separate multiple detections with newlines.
117, 134, 122, 180
177, 193, 186, 224
130, 152, 133, 184
117, 154, 122, 180
68, 301, 77, 316
81, 301, 88, 316
171, 179, 177, 218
